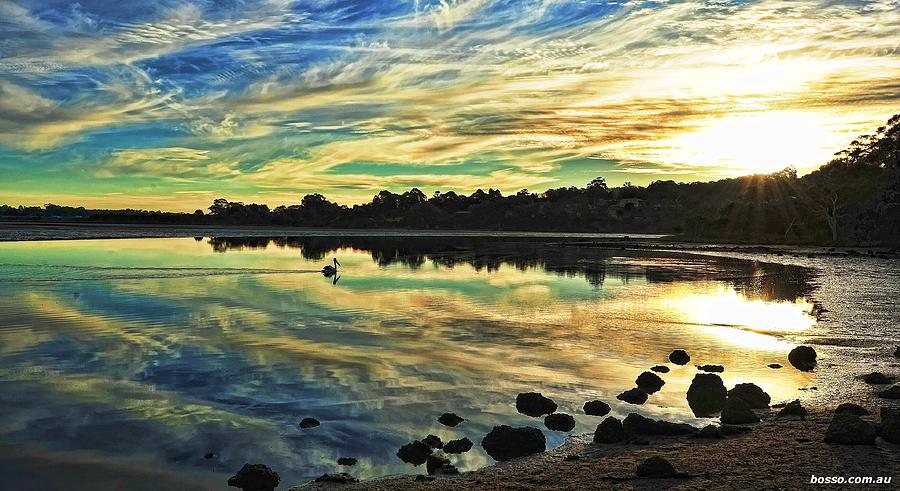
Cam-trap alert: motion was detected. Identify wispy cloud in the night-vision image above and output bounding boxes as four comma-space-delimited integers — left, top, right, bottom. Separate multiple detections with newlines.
1, 0, 898, 208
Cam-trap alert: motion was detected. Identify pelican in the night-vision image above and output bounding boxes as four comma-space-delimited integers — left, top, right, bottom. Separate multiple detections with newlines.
322, 258, 340, 276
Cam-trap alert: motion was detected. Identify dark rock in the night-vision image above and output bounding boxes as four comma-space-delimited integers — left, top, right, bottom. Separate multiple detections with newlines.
651, 365, 670, 373
544, 413, 576, 432
397, 441, 432, 466
880, 408, 900, 444
617, 387, 649, 405
623, 413, 695, 436
788, 346, 817, 371
720, 396, 759, 425
879, 385, 900, 399
227, 463, 280, 491
719, 424, 752, 436
777, 400, 808, 419
204, 453, 215, 460
415, 475, 435, 482
438, 412, 465, 427
593, 417, 627, 443
768, 364, 782, 369
426, 454, 457, 476
835, 403, 869, 416
669, 349, 691, 365
564, 455, 580, 461
583, 400, 611, 416
824, 413, 876, 445
693, 425, 722, 439
422, 434, 444, 449
635, 371, 665, 393
443, 438, 473, 454
728, 383, 771, 409
314, 473, 358, 484
864, 372, 893, 384
481, 425, 546, 461
515, 392, 558, 417
686, 373, 727, 417
337, 457, 358, 466
298, 417, 320, 429
635, 456, 678, 478
696, 364, 725, 373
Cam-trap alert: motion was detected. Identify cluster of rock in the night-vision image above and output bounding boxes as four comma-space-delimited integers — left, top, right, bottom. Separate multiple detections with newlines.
820, 344, 900, 446
228, 342, 899, 489
392, 411, 474, 477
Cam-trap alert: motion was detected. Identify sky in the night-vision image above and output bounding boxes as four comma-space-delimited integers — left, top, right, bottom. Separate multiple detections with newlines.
0, 0, 898, 211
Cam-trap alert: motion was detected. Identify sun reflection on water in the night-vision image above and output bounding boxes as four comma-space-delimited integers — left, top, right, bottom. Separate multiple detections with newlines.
0, 237, 821, 488
669, 286, 816, 333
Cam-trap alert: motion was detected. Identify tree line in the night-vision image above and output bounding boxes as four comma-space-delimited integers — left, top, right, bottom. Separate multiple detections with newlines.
3, 114, 898, 245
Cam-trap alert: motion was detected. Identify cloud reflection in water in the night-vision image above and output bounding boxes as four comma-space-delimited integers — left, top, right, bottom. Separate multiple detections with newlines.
0, 237, 816, 488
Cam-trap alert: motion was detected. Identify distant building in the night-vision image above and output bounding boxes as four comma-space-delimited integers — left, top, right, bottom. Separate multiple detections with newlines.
617, 198, 645, 209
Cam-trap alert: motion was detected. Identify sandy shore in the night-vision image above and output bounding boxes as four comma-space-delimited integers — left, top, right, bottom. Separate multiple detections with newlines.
292, 409, 900, 490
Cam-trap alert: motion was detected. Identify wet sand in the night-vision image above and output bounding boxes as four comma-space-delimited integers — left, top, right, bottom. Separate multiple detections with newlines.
293, 410, 900, 490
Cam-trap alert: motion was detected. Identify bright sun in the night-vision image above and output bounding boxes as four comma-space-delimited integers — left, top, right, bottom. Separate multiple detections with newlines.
660, 112, 837, 175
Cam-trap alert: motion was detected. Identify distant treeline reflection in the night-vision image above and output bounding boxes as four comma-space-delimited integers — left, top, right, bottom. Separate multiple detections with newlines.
206, 235, 814, 302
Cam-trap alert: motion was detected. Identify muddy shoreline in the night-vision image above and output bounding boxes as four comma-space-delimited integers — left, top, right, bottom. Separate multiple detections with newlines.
291, 410, 900, 490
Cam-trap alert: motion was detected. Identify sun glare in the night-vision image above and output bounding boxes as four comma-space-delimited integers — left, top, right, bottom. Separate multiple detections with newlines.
670, 287, 816, 335
660, 112, 837, 174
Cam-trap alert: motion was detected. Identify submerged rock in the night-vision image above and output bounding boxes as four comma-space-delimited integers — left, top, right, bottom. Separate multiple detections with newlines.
651, 365, 670, 373
593, 417, 627, 444
824, 413, 876, 445
314, 473, 358, 484
720, 396, 759, 425
617, 387, 649, 405
728, 383, 771, 409
693, 425, 723, 439
204, 453, 215, 460
669, 349, 691, 365
864, 372, 894, 384
788, 346, 817, 371
544, 413, 577, 432
777, 400, 808, 419
583, 400, 611, 416
438, 412, 465, 427
635, 456, 679, 478
443, 437, 473, 454
623, 413, 695, 436
422, 434, 444, 449
879, 385, 900, 399
635, 371, 666, 393
835, 403, 869, 416
686, 373, 727, 417
696, 364, 725, 373
337, 457, 357, 466
397, 441, 432, 466
481, 425, 546, 461
298, 417, 320, 429
227, 464, 280, 491
880, 408, 900, 444
516, 392, 558, 417
425, 454, 458, 476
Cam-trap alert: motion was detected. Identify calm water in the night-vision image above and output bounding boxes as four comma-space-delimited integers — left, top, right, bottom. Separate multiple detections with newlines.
0, 236, 822, 489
